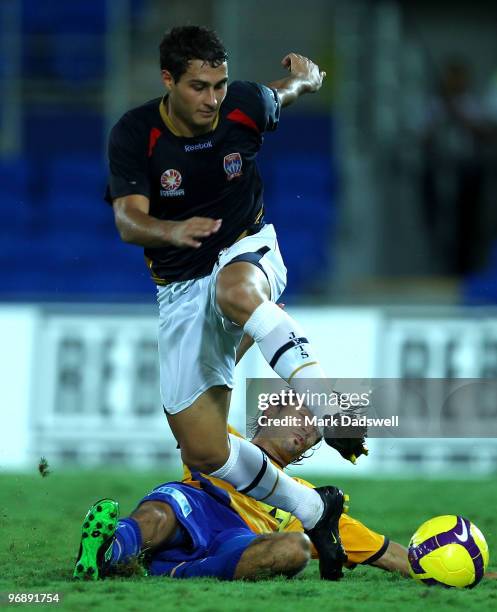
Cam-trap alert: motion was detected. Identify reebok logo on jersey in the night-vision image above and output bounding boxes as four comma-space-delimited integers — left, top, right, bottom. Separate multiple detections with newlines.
160, 169, 185, 197
184, 140, 213, 152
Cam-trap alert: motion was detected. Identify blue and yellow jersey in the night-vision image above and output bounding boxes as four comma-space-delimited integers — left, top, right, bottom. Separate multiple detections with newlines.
182, 426, 388, 565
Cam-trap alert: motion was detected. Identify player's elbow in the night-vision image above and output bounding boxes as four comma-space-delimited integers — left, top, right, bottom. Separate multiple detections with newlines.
113, 207, 133, 243
113, 212, 144, 246
112, 195, 150, 244
115, 221, 134, 244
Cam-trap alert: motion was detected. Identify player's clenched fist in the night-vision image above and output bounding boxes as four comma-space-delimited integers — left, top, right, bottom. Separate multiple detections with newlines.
281, 53, 326, 93
168, 216, 222, 248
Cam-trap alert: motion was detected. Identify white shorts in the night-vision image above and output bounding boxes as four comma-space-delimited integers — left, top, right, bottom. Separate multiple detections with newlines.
157, 224, 287, 413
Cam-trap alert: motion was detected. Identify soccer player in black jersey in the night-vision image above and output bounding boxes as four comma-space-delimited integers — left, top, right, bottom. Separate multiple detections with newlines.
106, 25, 366, 581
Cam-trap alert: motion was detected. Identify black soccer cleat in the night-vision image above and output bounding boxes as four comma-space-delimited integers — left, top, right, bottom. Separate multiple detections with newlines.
73, 498, 119, 580
305, 486, 348, 581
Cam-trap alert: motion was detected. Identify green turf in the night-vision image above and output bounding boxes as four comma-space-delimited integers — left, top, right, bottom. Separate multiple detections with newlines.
1, 471, 495, 611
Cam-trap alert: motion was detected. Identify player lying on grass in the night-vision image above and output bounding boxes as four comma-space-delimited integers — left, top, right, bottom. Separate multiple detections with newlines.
73, 400, 408, 581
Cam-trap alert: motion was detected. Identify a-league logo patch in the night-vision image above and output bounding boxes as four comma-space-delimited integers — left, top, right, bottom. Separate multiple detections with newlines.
161, 169, 182, 191
223, 152, 243, 180
160, 169, 185, 197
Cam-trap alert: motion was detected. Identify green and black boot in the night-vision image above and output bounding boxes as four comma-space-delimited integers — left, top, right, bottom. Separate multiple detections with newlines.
73, 498, 119, 580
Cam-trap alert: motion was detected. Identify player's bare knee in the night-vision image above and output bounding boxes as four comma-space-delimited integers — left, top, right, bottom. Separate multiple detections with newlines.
131, 501, 170, 548
217, 280, 256, 320
131, 501, 158, 523
216, 266, 268, 325
263, 533, 311, 576
280, 533, 311, 572
149, 504, 169, 534
131, 501, 173, 548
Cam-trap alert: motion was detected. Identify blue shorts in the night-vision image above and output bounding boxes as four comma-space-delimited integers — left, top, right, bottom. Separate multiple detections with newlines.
137, 481, 257, 580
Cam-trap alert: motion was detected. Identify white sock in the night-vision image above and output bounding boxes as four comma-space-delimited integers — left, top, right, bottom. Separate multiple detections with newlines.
244, 301, 330, 416
209, 434, 324, 529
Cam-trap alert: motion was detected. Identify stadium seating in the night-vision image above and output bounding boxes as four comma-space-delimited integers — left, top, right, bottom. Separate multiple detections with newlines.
0, 158, 31, 229
21, 0, 145, 84
2, 3, 337, 306
259, 114, 337, 295
0, 118, 336, 298
2, 0, 338, 300
22, 1, 107, 34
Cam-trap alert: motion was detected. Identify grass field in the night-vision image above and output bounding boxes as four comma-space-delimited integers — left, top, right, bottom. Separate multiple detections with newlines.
1, 471, 496, 611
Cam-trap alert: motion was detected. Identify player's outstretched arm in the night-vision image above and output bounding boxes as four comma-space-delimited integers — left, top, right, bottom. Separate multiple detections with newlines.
370, 541, 410, 577
113, 194, 222, 248
268, 53, 326, 108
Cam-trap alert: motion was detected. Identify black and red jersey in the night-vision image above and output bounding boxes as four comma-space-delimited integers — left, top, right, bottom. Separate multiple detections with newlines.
105, 80, 280, 283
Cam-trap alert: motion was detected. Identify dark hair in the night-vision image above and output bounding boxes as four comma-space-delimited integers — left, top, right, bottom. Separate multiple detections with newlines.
248, 404, 323, 467
159, 26, 227, 82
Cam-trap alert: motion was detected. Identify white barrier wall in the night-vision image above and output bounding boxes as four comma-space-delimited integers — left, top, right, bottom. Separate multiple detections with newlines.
1, 304, 497, 474
0, 306, 38, 468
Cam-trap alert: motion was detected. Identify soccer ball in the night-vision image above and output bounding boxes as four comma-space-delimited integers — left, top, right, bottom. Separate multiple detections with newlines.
408, 515, 489, 588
